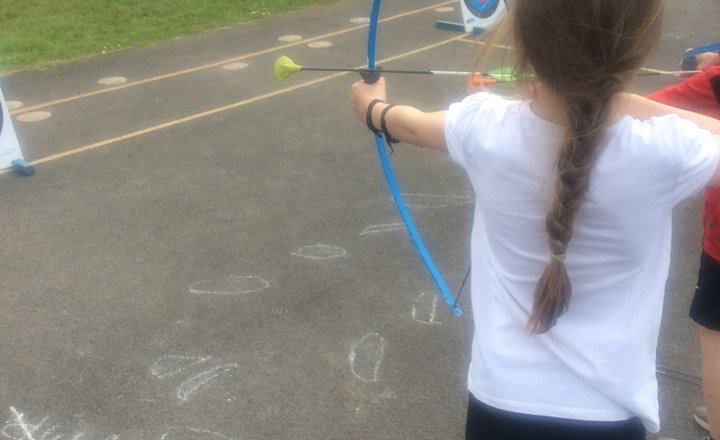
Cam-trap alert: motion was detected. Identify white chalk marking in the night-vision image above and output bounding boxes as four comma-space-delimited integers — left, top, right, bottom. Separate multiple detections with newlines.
349, 17, 370, 23
39, 426, 60, 440
160, 426, 233, 440
271, 306, 287, 317
354, 388, 397, 414
412, 292, 441, 325
97, 76, 127, 86
221, 63, 249, 71
278, 35, 302, 42
360, 223, 406, 236
401, 193, 474, 209
6, 407, 43, 440
151, 355, 213, 378
255, 351, 279, 362
349, 333, 386, 382
371, 389, 397, 404
177, 364, 238, 401
1, 411, 113, 440
290, 244, 347, 260
16, 112, 51, 123
6, 101, 23, 111
307, 41, 333, 49
8, 408, 35, 440
434, 6, 455, 12
189, 275, 270, 295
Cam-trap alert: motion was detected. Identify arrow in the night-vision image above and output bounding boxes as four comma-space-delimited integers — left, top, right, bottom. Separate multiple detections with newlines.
276, 56, 698, 87
274, 55, 505, 85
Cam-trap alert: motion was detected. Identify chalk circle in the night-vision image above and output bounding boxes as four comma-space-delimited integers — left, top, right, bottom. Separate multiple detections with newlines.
412, 292, 441, 325
291, 244, 347, 260
221, 62, 249, 71
349, 332, 386, 382
308, 41, 333, 49
97, 76, 128, 86
6, 101, 23, 111
434, 6, 455, 12
16, 111, 52, 122
278, 35, 303, 42
350, 17, 371, 23
189, 275, 270, 295
360, 223, 406, 236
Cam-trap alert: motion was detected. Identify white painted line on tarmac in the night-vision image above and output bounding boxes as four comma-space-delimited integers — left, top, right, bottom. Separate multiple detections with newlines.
8, 0, 457, 115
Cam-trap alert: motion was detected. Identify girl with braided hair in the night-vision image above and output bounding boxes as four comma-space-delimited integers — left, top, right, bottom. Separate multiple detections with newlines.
351, 1, 720, 438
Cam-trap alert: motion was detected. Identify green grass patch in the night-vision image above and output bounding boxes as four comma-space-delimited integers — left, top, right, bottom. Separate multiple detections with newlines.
0, 0, 337, 74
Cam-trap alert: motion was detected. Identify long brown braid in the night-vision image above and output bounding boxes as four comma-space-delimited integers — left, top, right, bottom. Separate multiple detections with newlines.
507, 0, 666, 333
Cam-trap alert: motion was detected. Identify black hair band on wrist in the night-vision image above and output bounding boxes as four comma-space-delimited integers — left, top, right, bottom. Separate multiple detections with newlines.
380, 104, 400, 146
365, 99, 385, 136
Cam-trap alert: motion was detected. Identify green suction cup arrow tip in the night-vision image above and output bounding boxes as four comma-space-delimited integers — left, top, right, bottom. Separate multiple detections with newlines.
275, 56, 303, 80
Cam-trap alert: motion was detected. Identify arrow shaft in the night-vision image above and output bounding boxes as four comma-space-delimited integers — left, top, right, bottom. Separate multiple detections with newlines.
300, 66, 478, 76
639, 69, 701, 76
299, 66, 699, 79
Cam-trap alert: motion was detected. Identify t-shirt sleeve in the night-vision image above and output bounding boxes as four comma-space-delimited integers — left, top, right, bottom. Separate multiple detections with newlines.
655, 116, 720, 205
445, 92, 497, 170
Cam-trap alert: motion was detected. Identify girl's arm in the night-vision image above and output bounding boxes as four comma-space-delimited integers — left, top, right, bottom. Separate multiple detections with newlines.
351, 77, 448, 151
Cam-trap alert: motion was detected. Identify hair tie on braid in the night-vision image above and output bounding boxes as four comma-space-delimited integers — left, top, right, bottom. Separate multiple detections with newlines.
551, 253, 567, 263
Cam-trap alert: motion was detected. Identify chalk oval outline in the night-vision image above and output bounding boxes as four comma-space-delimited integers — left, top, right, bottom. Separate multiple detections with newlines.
349, 332, 386, 383
360, 223, 406, 235
290, 244, 347, 261
189, 275, 270, 295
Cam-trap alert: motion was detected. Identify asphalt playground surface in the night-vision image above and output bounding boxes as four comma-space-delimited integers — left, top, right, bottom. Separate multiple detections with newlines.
0, 0, 717, 439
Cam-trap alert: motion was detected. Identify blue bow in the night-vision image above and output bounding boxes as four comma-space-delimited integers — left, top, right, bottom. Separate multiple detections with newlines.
364, 0, 462, 317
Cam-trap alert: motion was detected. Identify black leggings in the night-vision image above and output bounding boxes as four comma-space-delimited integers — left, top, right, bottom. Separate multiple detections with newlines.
690, 251, 720, 330
466, 394, 646, 440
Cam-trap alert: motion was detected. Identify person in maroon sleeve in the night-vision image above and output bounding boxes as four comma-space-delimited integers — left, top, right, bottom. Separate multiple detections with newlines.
649, 45, 720, 440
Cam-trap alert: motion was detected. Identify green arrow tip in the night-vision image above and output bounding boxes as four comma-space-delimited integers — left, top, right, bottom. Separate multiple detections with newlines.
274, 56, 303, 80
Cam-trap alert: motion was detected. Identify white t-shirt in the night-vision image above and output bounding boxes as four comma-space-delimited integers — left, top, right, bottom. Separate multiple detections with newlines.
445, 92, 720, 432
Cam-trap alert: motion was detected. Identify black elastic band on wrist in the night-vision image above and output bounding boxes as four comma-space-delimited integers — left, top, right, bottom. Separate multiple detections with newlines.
380, 104, 400, 145
365, 99, 385, 135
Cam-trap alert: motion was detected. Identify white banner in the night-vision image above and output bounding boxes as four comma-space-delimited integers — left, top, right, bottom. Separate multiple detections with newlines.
0, 86, 25, 170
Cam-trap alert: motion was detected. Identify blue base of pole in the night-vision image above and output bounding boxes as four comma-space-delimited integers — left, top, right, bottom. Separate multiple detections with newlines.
11, 159, 35, 176
435, 20, 485, 34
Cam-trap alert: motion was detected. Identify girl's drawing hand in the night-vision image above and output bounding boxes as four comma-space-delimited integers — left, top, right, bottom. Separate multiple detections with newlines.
351, 76, 387, 123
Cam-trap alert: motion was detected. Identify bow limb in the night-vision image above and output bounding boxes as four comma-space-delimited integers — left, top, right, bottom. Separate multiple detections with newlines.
365, 0, 462, 317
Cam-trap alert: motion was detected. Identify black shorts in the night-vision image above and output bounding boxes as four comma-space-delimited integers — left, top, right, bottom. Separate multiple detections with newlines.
691, 251, 720, 331
465, 394, 645, 440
